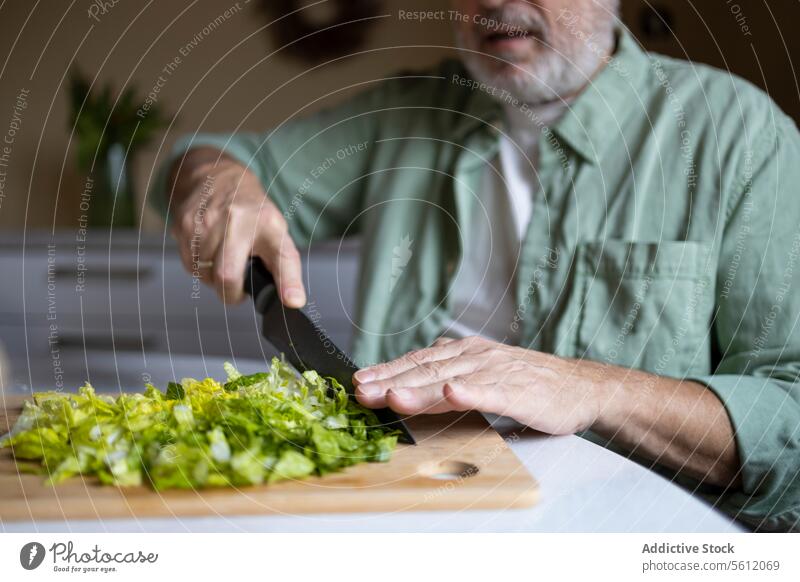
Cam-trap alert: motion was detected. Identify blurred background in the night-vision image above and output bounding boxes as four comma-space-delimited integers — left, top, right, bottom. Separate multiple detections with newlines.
0, 0, 798, 231
0, 0, 797, 392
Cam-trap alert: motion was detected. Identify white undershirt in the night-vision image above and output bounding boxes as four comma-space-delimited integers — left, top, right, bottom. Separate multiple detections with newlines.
446, 100, 569, 343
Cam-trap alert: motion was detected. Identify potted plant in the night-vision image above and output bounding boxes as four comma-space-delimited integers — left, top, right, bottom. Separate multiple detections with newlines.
68, 69, 170, 228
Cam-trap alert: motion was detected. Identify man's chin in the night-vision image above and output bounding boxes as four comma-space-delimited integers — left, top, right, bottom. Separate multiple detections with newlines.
472, 55, 531, 82
462, 49, 563, 104
481, 63, 539, 89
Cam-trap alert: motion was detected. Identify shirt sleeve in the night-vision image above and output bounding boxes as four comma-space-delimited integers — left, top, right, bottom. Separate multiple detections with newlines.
690, 116, 800, 532
148, 84, 386, 246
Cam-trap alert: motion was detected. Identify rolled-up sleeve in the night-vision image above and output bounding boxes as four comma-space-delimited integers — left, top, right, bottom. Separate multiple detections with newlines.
148, 85, 385, 246
691, 117, 800, 531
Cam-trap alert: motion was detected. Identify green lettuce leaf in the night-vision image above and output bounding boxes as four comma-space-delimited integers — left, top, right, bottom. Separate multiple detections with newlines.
0, 358, 398, 489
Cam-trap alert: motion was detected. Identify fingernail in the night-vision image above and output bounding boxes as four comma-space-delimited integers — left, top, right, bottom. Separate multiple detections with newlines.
284, 287, 305, 305
358, 383, 382, 397
354, 369, 374, 383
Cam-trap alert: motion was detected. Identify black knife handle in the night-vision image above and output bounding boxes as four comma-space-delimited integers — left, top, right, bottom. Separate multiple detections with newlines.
244, 257, 276, 300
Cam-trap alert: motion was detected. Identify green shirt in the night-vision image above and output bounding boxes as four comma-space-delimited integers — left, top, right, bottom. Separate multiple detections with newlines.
153, 30, 800, 531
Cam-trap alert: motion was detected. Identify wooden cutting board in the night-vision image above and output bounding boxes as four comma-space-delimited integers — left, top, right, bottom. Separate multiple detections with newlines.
0, 396, 538, 521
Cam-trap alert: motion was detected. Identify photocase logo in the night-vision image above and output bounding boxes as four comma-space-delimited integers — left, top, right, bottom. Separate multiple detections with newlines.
390, 234, 413, 291
19, 542, 46, 570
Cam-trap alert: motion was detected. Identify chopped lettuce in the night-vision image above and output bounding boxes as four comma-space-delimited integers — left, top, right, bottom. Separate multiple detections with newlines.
0, 358, 398, 489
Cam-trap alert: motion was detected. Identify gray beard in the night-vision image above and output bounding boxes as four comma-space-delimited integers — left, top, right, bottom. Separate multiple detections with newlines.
456, 25, 615, 105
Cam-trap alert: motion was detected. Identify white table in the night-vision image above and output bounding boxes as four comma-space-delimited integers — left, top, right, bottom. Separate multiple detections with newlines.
1, 353, 745, 533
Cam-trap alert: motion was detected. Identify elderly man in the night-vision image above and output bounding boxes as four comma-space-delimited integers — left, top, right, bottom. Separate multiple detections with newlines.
155, 0, 800, 531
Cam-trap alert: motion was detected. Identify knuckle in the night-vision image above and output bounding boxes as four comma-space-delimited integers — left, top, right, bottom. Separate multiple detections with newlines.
382, 359, 403, 375
226, 203, 246, 222
407, 349, 428, 368
508, 359, 532, 375
463, 335, 490, 353
201, 208, 217, 229
424, 360, 447, 380
279, 244, 300, 262
178, 213, 195, 236
384, 358, 408, 376
485, 347, 504, 360
261, 207, 287, 233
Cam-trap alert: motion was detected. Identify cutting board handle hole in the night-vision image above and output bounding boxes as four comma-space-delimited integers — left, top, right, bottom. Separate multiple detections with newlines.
418, 460, 479, 481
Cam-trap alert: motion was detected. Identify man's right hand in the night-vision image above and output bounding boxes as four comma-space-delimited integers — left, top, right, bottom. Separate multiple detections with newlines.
168, 147, 306, 307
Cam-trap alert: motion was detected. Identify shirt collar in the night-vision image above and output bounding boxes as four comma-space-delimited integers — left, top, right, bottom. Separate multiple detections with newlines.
451, 82, 503, 147
551, 27, 651, 164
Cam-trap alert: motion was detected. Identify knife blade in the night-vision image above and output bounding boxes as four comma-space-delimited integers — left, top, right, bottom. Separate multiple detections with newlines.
243, 257, 415, 444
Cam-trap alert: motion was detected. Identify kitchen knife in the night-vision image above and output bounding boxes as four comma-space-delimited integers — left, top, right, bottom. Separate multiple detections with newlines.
243, 257, 416, 444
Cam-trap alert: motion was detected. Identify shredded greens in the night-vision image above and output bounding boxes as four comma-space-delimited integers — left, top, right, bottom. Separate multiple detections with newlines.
0, 358, 398, 489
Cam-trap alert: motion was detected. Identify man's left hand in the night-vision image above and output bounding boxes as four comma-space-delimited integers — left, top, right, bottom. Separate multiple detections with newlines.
353, 336, 621, 435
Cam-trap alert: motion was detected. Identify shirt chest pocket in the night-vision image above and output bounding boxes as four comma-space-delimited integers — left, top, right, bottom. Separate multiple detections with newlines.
569, 240, 716, 377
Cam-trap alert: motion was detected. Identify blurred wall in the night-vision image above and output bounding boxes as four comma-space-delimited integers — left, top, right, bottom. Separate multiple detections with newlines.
622, 0, 800, 124
0, 0, 797, 232
0, 0, 455, 232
